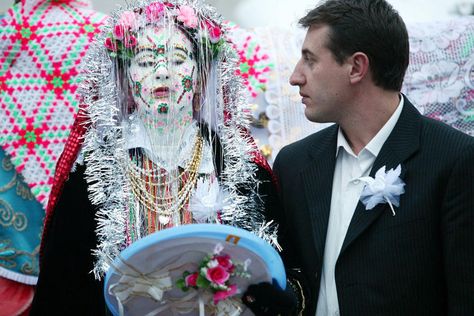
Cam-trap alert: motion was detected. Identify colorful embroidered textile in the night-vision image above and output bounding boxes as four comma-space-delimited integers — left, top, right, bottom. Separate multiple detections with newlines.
227, 24, 274, 99
0, 0, 107, 208
0, 149, 43, 285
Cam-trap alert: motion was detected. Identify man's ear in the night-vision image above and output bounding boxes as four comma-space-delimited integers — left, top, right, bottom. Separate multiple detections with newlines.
348, 52, 369, 84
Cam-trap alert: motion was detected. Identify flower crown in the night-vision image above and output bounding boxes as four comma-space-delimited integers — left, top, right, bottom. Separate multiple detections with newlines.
104, 1, 225, 60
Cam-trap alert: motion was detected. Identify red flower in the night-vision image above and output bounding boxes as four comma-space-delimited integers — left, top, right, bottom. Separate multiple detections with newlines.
213, 284, 238, 304
113, 25, 125, 40
123, 35, 138, 48
104, 38, 117, 52
205, 266, 229, 285
184, 272, 198, 287
215, 255, 234, 272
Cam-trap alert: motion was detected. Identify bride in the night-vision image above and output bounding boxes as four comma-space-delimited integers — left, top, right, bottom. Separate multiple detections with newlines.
31, 1, 277, 314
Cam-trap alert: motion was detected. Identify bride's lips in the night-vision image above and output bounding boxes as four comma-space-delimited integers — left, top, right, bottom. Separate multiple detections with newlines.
153, 87, 169, 98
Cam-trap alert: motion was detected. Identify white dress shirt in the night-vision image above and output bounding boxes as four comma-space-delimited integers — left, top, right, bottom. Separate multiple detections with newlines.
315, 97, 404, 316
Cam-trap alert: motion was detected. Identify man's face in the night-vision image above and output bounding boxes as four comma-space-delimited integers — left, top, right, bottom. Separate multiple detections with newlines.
289, 25, 350, 123
128, 26, 198, 135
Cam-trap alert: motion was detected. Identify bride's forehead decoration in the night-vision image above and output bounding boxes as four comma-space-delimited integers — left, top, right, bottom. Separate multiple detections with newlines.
104, 1, 224, 60
79, 0, 278, 277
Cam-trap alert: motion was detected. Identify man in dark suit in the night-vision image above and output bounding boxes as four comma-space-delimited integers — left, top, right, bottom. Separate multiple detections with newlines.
243, 0, 474, 315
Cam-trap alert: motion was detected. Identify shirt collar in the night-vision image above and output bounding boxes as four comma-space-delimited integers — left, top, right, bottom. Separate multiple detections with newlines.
336, 95, 404, 158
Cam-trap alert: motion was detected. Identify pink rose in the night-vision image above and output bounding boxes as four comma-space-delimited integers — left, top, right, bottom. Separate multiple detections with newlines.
145, 2, 165, 22
213, 284, 238, 304
205, 266, 229, 285
119, 11, 137, 30
215, 255, 234, 272
104, 37, 117, 51
184, 272, 198, 287
123, 35, 137, 48
177, 5, 198, 28
112, 25, 125, 40
205, 21, 222, 43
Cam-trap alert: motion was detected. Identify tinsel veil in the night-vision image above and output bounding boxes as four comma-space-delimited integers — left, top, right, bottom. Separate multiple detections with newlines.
78, 0, 278, 277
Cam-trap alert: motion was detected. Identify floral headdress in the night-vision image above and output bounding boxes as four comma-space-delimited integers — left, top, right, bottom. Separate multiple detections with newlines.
104, 1, 224, 61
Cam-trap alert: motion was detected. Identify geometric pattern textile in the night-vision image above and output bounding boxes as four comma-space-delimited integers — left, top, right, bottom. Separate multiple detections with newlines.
227, 23, 274, 99
0, 0, 106, 208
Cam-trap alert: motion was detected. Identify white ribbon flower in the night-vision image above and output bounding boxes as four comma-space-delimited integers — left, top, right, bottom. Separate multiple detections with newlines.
189, 178, 228, 223
359, 164, 406, 216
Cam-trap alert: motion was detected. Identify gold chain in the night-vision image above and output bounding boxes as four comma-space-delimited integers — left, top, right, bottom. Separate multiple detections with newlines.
127, 133, 203, 216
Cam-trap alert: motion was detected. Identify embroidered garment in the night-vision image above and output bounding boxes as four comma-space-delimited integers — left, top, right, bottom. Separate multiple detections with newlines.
0, 149, 43, 285
0, 0, 107, 208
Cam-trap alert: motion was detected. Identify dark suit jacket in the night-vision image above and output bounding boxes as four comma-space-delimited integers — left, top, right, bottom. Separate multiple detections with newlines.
272, 99, 474, 315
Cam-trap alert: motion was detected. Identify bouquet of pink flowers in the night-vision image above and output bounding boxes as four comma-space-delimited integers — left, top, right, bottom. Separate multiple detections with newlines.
176, 244, 251, 305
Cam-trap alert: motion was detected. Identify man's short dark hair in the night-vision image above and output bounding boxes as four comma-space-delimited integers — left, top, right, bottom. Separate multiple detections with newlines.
299, 0, 409, 91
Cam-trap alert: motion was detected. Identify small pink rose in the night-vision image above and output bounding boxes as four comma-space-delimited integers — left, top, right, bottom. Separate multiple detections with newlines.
119, 11, 137, 30
213, 284, 238, 304
104, 37, 117, 51
205, 266, 229, 285
112, 25, 125, 40
145, 2, 165, 22
184, 272, 198, 287
123, 35, 137, 48
177, 5, 198, 28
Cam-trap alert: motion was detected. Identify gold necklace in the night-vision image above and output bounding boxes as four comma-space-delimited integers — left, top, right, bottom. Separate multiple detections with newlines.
127, 133, 203, 218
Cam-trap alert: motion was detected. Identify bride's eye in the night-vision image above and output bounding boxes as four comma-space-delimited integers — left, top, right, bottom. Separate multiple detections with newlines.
172, 52, 187, 65
138, 60, 156, 67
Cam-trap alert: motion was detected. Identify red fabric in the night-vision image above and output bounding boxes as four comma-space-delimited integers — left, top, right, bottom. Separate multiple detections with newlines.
0, 277, 34, 316
40, 108, 89, 258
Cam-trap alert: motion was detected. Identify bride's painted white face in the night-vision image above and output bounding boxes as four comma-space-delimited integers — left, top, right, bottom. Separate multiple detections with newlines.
128, 26, 198, 135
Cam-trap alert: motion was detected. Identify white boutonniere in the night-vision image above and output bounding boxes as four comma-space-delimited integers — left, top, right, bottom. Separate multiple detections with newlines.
359, 164, 406, 216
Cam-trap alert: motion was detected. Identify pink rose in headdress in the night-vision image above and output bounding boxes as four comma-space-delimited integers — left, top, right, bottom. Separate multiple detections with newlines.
177, 5, 198, 28
123, 35, 138, 48
113, 25, 125, 40
205, 266, 230, 285
205, 21, 222, 43
184, 272, 198, 287
104, 37, 117, 51
145, 2, 165, 22
119, 11, 138, 30
213, 284, 238, 304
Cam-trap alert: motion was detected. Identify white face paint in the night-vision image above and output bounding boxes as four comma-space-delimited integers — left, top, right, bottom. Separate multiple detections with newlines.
128, 26, 198, 141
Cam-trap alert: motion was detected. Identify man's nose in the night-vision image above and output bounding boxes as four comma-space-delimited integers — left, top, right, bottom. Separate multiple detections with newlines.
289, 62, 304, 86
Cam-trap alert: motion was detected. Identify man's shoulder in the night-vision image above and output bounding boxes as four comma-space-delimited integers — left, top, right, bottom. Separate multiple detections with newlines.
420, 115, 474, 149
276, 124, 337, 162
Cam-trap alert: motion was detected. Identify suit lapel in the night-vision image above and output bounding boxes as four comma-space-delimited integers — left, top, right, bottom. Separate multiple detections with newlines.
301, 125, 338, 260
340, 99, 422, 256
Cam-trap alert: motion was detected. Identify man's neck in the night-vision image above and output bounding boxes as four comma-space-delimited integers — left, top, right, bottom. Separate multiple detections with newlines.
339, 89, 400, 155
